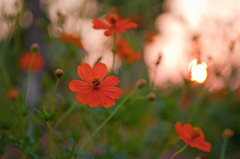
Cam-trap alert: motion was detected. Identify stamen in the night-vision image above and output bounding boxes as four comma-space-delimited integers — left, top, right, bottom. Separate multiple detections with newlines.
191, 127, 202, 140
92, 77, 101, 89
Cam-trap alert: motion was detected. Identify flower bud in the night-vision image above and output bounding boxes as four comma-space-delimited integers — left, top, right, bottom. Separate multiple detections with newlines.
223, 128, 234, 138
31, 43, 39, 53
195, 154, 207, 159
147, 93, 156, 101
55, 68, 64, 78
136, 78, 146, 89
6, 89, 19, 100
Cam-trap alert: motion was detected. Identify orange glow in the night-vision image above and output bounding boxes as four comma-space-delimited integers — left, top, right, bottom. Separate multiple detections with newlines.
188, 59, 207, 83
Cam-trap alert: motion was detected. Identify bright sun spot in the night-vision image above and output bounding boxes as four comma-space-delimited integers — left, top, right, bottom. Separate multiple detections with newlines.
188, 59, 207, 83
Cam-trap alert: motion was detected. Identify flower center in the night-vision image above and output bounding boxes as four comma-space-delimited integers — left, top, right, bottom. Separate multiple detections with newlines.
109, 15, 118, 26
92, 77, 101, 89
191, 127, 202, 140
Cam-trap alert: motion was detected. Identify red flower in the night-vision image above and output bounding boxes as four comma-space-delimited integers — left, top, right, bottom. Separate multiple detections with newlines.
175, 121, 211, 152
116, 38, 141, 63
92, 13, 138, 36
6, 89, 19, 100
68, 62, 123, 108
19, 52, 44, 71
60, 32, 84, 49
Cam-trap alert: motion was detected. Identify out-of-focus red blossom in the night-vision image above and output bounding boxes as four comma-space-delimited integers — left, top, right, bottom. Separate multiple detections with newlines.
6, 89, 19, 100
19, 52, 44, 71
60, 32, 84, 49
144, 30, 156, 43
175, 121, 211, 152
68, 62, 123, 108
92, 13, 138, 36
116, 38, 141, 63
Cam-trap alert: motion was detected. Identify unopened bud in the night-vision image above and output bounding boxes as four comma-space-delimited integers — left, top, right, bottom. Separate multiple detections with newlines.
136, 78, 146, 89
223, 128, 234, 138
31, 43, 39, 53
6, 89, 19, 100
55, 68, 64, 78
148, 93, 156, 101
195, 154, 207, 159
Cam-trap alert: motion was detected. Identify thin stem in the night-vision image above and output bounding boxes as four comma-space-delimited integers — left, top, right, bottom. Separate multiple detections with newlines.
220, 137, 228, 159
69, 106, 89, 159
23, 53, 36, 110
53, 101, 77, 129
47, 122, 52, 159
112, 34, 116, 71
78, 89, 136, 152
171, 144, 188, 159
50, 77, 60, 112
0, 61, 13, 88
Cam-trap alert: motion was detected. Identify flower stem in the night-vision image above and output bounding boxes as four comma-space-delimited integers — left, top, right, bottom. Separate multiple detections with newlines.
171, 144, 188, 159
69, 106, 89, 159
220, 137, 228, 159
78, 89, 136, 153
54, 101, 77, 129
0, 61, 13, 88
47, 75, 61, 158
23, 53, 36, 110
47, 122, 52, 159
50, 77, 60, 112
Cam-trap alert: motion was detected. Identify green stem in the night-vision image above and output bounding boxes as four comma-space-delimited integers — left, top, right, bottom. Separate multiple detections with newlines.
54, 101, 77, 129
23, 53, 36, 110
0, 61, 13, 88
171, 144, 188, 159
69, 106, 89, 159
220, 137, 228, 159
50, 77, 60, 112
78, 89, 136, 152
47, 122, 52, 159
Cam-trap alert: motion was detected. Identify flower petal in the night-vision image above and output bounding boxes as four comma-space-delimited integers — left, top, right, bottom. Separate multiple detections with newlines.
77, 63, 94, 83
101, 75, 120, 87
93, 19, 109, 29
93, 62, 108, 81
68, 80, 89, 93
194, 138, 212, 152
175, 122, 192, 141
75, 88, 93, 105
101, 87, 123, 99
116, 19, 138, 30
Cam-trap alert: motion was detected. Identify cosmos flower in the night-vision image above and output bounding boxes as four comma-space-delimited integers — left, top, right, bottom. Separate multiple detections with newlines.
60, 32, 84, 49
175, 121, 211, 152
92, 13, 138, 36
19, 52, 44, 71
116, 38, 141, 63
68, 62, 123, 108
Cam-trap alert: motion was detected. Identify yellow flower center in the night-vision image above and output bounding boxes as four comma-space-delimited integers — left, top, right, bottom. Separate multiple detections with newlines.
92, 77, 101, 89
191, 127, 202, 140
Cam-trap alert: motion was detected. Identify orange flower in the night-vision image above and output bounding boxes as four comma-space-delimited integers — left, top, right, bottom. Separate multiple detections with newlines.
6, 89, 19, 100
68, 62, 123, 108
175, 121, 211, 152
92, 13, 138, 36
60, 32, 84, 49
19, 52, 44, 71
116, 38, 141, 63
